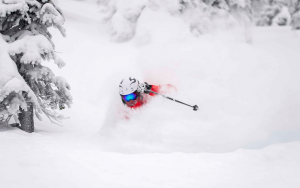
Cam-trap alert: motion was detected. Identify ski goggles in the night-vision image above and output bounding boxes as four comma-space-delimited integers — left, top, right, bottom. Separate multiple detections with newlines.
122, 91, 139, 102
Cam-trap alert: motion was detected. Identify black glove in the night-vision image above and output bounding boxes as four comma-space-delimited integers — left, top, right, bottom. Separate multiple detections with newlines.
144, 82, 152, 94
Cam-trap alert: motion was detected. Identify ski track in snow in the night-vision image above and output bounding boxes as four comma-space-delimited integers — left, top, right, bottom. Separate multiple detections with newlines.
1, 0, 300, 187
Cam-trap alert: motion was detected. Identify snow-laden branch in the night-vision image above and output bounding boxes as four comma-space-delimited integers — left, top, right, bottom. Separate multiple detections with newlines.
25, 0, 42, 9
0, 35, 40, 115
54, 77, 72, 108
1, 1, 66, 37
40, 3, 66, 37
1, 0, 71, 128
0, 1, 28, 17
52, 53, 66, 68
0, 78, 36, 113
26, 66, 55, 83
8, 35, 53, 65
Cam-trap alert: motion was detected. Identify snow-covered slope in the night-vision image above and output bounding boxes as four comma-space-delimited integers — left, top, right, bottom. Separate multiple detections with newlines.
1, 0, 300, 187
1, 128, 300, 188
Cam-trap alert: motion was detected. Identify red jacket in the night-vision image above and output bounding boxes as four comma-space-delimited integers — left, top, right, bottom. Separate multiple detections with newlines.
128, 85, 161, 109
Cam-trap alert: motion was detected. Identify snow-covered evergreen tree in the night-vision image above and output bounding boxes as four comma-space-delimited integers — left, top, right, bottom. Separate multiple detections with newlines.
98, 0, 252, 43
98, 0, 147, 42
253, 0, 299, 27
0, 0, 72, 133
291, 0, 300, 29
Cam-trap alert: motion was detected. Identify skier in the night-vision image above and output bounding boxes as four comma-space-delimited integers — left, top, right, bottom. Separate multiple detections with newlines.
101, 77, 197, 134
119, 77, 174, 109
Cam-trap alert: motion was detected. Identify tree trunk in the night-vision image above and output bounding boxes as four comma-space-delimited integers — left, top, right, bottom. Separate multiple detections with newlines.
17, 61, 35, 133
18, 102, 34, 133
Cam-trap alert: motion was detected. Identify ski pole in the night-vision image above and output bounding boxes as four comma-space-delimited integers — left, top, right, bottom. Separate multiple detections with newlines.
146, 90, 198, 111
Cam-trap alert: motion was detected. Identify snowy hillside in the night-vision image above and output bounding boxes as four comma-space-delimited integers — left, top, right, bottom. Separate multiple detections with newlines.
1, 0, 300, 187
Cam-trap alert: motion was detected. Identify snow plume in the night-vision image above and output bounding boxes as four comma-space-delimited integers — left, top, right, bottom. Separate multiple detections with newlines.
99, 26, 300, 153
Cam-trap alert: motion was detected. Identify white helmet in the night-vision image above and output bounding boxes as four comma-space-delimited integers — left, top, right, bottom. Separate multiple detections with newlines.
119, 77, 140, 95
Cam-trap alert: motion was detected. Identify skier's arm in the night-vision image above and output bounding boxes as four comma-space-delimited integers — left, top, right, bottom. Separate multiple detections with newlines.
146, 84, 161, 96
148, 84, 177, 96
138, 82, 160, 94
